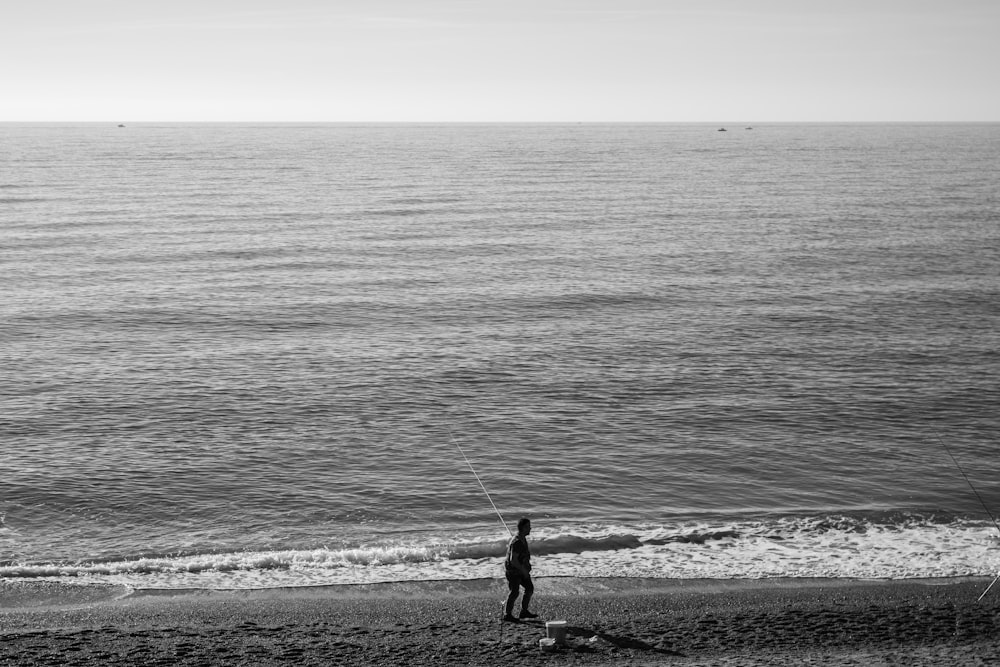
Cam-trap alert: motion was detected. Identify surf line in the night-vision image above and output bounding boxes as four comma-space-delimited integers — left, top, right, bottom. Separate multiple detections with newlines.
448, 427, 513, 537
935, 430, 1000, 601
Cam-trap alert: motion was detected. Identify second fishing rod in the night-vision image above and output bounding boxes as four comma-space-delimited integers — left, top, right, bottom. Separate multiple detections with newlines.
935, 429, 1000, 601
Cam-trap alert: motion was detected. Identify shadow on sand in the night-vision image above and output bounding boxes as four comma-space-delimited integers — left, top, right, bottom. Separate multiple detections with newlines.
564, 624, 684, 656
500, 617, 682, 656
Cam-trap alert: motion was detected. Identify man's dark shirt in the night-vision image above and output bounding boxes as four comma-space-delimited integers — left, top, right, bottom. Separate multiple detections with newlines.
505, 534, 531, 575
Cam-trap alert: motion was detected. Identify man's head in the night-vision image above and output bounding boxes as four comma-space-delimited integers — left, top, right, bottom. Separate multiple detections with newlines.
517, 517, 531, 535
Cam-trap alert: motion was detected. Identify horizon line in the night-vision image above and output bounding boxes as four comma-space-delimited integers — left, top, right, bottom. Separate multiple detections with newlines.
3, 119, 999, 125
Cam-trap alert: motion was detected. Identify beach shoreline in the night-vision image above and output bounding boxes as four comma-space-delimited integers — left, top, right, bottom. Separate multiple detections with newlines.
3, 576, 999, 665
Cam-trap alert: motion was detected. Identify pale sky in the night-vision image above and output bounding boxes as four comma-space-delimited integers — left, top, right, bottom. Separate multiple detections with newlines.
2, 0, 998, 122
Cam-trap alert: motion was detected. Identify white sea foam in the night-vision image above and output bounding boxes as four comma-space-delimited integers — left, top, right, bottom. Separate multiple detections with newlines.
3, 517, 996, 590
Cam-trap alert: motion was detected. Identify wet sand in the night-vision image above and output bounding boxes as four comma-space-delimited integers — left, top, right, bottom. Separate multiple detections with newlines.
2, 577, 1000, 665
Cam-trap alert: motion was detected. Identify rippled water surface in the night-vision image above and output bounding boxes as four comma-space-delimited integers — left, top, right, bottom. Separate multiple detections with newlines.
2, 123, 999, 588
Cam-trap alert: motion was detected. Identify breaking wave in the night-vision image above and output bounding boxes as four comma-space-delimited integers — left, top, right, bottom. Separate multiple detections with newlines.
2, 513, 998, 590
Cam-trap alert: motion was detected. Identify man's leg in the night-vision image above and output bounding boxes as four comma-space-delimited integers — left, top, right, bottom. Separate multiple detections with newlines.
504, 574, 520, 619
518, 575, 536, 617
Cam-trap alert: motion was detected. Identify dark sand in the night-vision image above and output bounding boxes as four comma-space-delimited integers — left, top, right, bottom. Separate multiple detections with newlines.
3, 577, 1000, 665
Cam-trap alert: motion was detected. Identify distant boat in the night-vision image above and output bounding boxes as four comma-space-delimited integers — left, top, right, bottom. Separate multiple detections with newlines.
118, 124, 125, 128
717, 128, 727, 132
745, 126, 753, 130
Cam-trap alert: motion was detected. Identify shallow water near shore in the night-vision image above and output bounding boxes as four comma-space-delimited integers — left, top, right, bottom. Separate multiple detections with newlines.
2, 122, 999, 590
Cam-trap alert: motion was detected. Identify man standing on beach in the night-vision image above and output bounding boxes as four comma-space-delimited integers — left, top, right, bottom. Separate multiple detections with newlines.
503, 517, 538, 621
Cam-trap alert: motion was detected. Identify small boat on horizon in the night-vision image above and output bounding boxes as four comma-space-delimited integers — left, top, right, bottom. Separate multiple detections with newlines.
717, 128, 727, 132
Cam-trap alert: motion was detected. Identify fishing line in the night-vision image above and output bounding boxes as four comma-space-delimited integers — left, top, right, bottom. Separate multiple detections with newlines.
977, 575, 1000, 602
934, 429, 1000, 601
449, 427, 513, 537
935, 431, 1000, 535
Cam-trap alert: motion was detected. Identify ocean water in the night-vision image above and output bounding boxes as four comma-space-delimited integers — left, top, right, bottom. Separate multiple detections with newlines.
1, 122, 999, 592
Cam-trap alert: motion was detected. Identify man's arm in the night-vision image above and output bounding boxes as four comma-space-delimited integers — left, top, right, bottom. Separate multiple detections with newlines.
507, 538, 530, 577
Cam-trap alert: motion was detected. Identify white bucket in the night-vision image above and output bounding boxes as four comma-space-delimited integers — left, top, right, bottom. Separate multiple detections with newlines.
546, 620, 567, 645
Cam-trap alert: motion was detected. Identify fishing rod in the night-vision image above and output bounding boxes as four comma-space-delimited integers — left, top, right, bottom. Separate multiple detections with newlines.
934, 430, 1000, 601
449, 428, 513, 537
